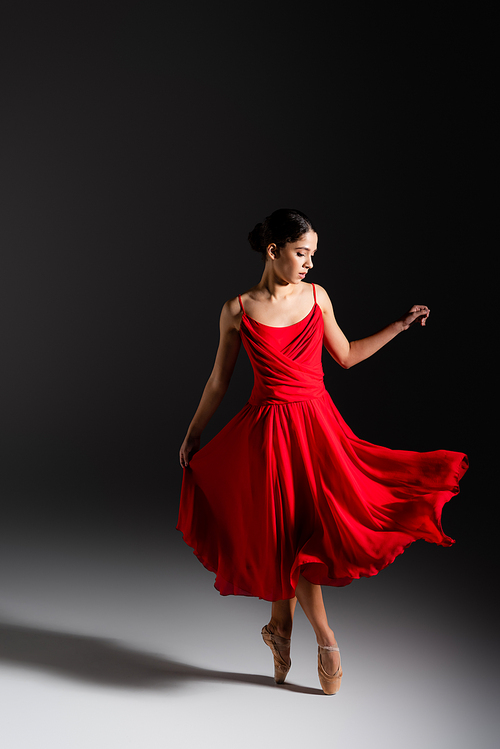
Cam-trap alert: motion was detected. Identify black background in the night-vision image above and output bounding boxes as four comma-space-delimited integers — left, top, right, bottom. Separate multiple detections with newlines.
1, 2, 493, 581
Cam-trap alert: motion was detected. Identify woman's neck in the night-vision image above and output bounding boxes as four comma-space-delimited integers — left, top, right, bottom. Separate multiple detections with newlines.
257, 267, 298, 301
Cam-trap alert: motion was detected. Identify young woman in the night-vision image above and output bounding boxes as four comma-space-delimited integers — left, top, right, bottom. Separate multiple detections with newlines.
177, 208, 468, 695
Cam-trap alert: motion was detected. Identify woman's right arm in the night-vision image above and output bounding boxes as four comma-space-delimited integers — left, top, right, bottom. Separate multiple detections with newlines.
179, 299, 241, 467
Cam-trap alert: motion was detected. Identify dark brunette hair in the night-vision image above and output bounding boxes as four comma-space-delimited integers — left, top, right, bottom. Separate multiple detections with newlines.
248, 208, 316, 260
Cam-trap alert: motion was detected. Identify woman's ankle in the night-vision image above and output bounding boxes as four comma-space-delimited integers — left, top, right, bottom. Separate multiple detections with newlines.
268, 618, 292, 640
316, 627, 337, 648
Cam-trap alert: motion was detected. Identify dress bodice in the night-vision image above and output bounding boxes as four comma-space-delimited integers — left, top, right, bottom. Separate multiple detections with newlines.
239, 299, 326, 406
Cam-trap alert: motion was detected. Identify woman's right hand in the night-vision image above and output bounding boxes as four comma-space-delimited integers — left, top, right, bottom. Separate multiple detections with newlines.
179, 435, 200, 468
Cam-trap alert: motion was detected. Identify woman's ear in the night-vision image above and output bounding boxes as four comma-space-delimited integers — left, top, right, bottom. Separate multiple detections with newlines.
266, 243, 278, 260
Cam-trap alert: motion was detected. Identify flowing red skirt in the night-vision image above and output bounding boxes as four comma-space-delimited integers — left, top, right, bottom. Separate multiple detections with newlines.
178, 391, 468, 601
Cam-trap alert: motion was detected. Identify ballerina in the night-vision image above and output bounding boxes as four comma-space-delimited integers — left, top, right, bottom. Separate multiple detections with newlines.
178, 208, 468, 694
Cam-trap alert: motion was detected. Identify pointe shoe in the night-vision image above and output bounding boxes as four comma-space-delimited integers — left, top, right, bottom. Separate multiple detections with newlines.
318, 644, 342, 695
261, 624, 291, 684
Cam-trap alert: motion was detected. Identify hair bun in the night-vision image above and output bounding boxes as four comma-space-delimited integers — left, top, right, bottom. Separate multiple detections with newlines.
247, 209, 315, 261
247, 222, 264, 253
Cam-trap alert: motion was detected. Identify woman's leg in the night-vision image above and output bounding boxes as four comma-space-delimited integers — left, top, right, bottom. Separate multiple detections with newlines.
269, 597, 297, 639
295, 575, 341, 674
264, 596, 297, 668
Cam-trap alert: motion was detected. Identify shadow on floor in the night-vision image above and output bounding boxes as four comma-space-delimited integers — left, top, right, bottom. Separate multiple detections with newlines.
0, 620, 323, 695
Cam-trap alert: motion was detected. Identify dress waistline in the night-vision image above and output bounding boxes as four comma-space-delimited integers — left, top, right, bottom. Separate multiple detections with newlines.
248, 391, 327, 407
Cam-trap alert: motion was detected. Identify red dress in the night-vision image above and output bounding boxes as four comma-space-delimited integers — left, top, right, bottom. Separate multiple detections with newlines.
177, 284, 468, 601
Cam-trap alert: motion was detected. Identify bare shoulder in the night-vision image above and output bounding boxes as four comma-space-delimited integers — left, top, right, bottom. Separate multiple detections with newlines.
221, 296, 244, 330
312, 283, 334, 312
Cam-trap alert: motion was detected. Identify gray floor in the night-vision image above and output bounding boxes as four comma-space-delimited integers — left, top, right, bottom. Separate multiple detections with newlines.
1, 517, 498, 749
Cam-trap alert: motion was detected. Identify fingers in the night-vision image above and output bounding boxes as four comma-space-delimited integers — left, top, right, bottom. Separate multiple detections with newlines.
411, 305, 430, 326
180, 442, 198, 467
180, 436, 200, 467
400, 305, 430, 331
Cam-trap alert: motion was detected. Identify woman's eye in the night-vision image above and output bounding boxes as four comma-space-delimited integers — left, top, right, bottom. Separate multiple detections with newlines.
297, 253, 304, 257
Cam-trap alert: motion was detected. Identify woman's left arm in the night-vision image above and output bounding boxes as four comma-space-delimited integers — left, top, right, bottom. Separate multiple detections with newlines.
315, 284, 429, 370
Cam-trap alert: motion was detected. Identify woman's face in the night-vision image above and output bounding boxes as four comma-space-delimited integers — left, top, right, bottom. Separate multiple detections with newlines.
267, 231, 318, 284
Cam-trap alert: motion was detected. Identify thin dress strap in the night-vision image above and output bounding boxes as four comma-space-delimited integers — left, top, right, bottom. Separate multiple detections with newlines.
238, 294, 245, 314
312, 282, 317, 304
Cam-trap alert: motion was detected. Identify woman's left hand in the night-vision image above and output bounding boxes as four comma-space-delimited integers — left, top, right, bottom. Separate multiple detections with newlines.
398, 305, 430, 331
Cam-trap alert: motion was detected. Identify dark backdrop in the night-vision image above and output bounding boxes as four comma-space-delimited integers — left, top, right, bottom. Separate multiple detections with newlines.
1, 3, 492, 577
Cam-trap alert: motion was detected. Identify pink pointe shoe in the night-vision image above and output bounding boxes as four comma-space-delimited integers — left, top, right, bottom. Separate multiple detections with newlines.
318, 644, 342, 695
261, 624, 291, 684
